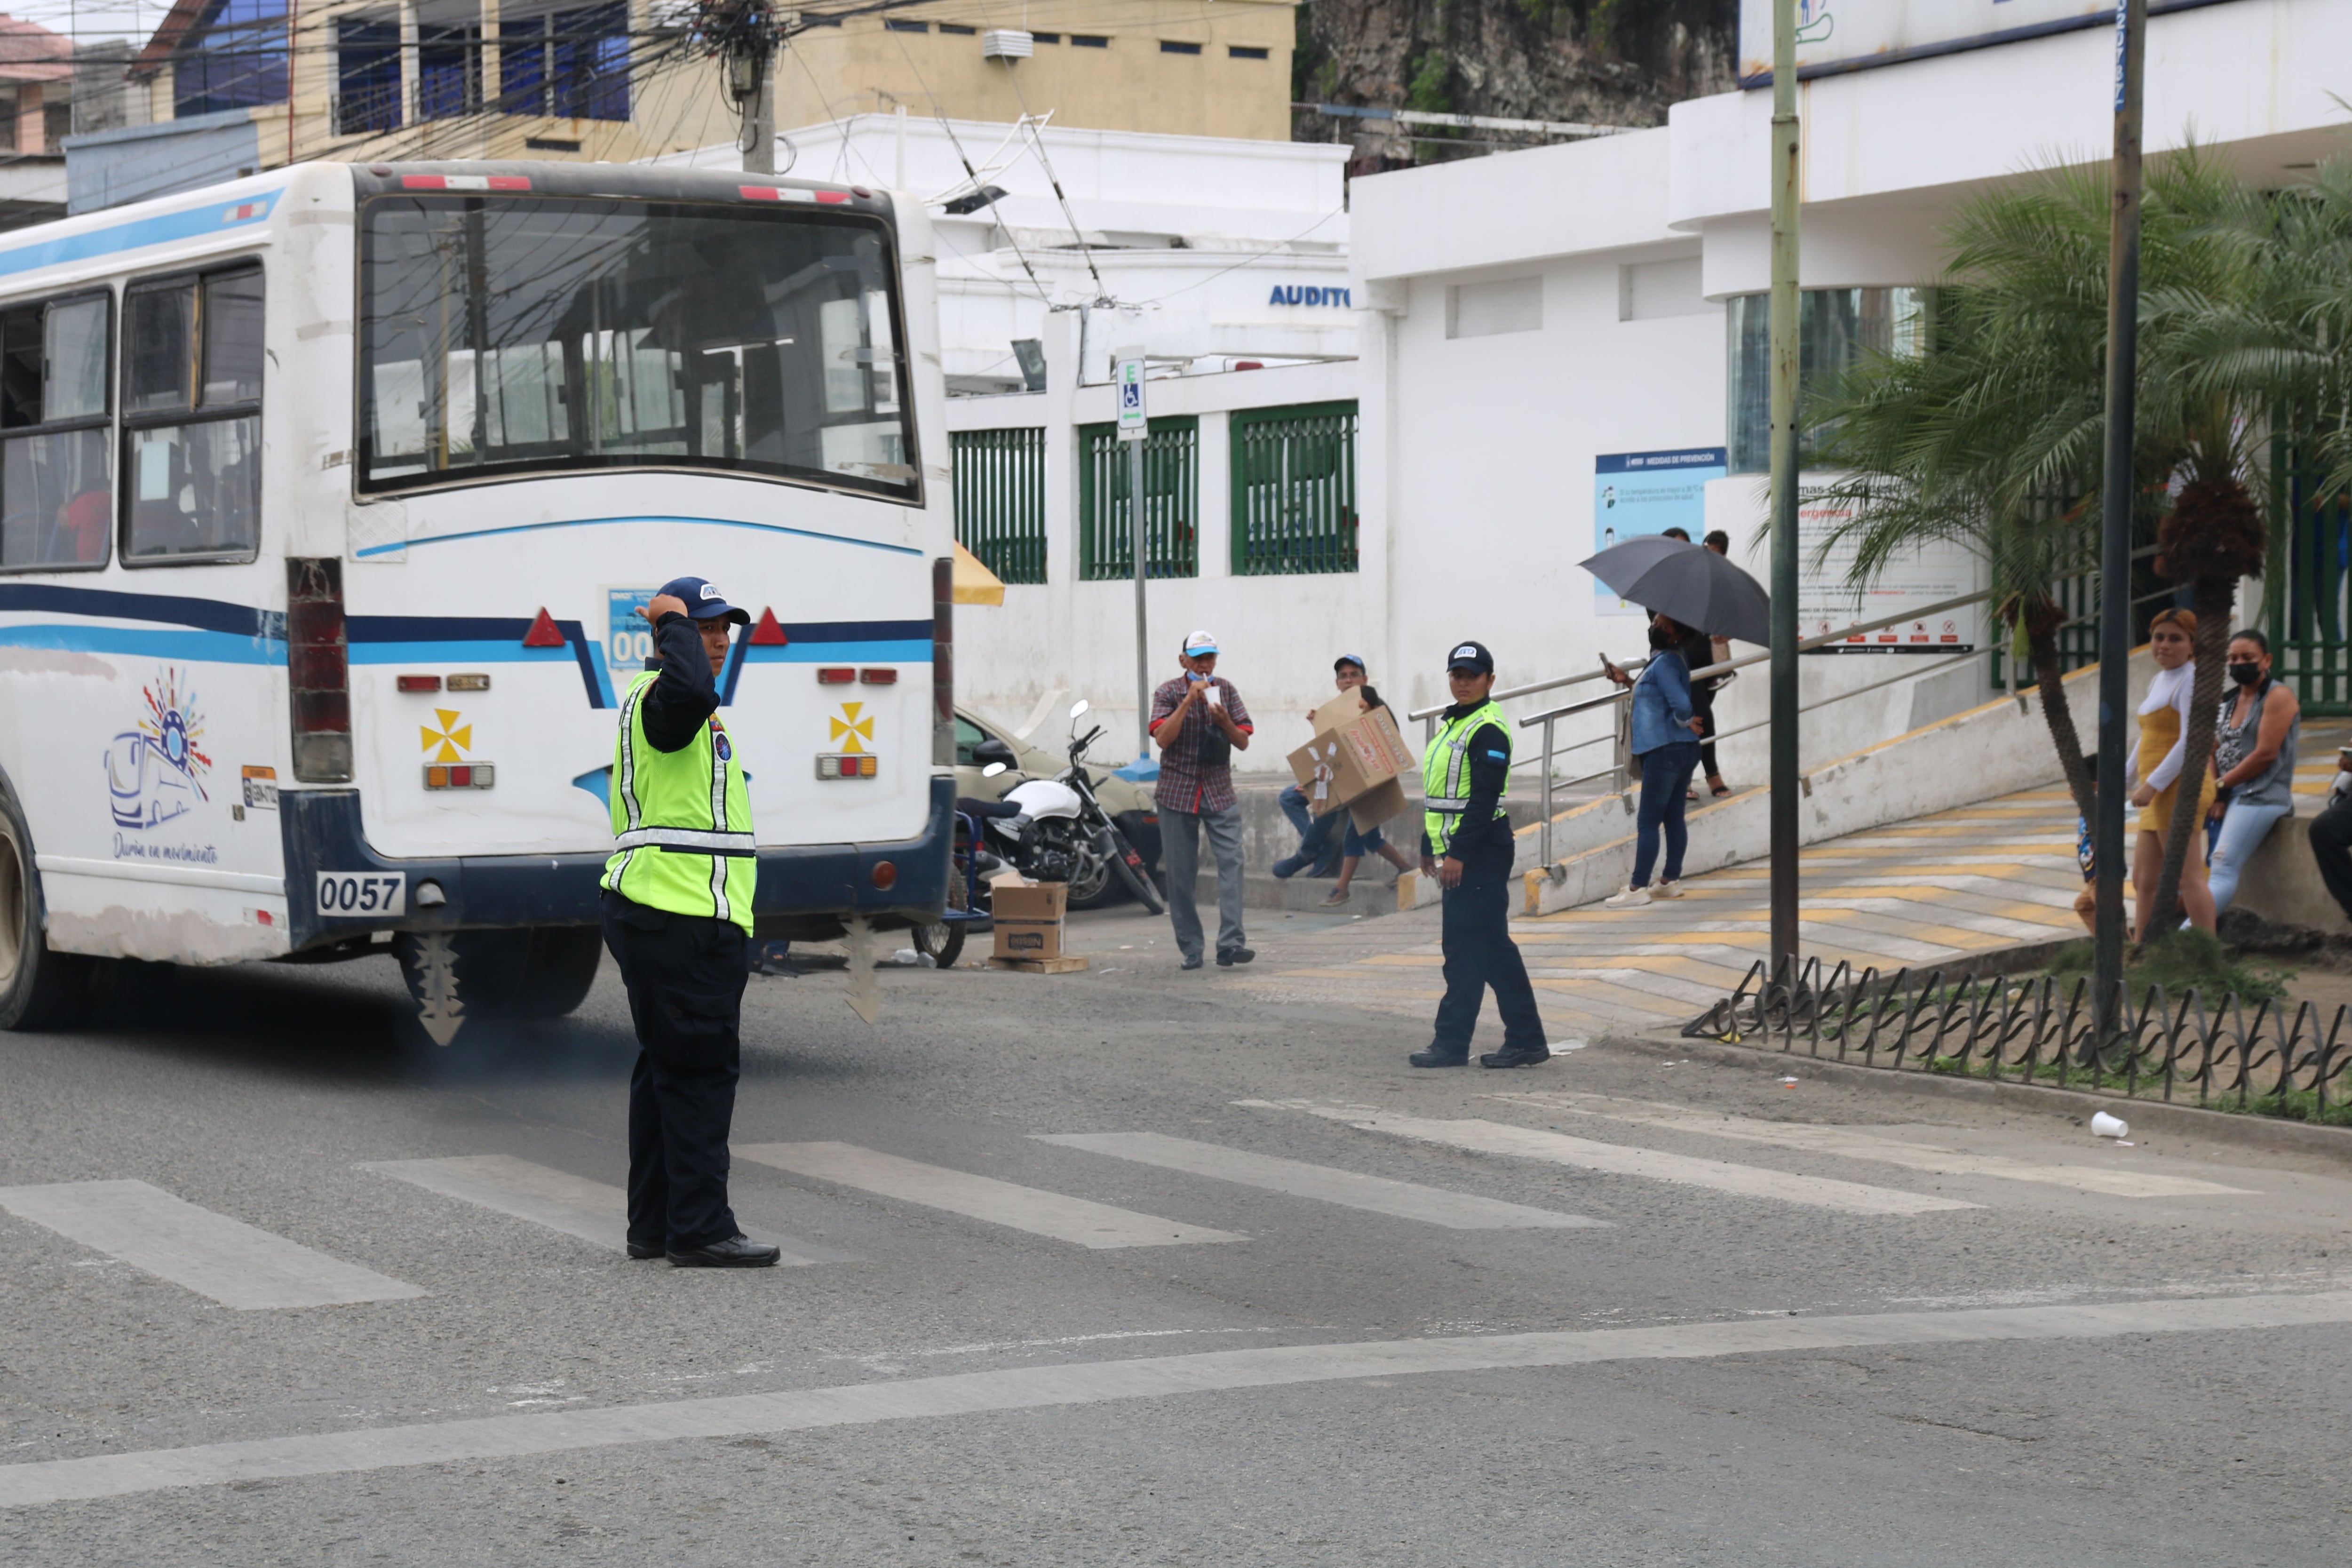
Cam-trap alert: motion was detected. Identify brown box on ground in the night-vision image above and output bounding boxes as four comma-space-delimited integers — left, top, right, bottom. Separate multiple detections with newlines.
991, 880, 1068, 962
1287, 705, 1418, 832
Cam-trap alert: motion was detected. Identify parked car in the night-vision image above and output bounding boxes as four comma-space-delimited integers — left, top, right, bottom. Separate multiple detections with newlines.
953, 706, 1162, 908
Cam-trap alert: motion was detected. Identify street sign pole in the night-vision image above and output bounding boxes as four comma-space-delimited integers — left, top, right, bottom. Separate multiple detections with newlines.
1115, 347, 1152, 761
1766, 0, 1803, 979
2094, 0, 2148, 1046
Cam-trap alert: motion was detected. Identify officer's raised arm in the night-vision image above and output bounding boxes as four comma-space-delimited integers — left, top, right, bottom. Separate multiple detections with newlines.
637, 590, 728, 752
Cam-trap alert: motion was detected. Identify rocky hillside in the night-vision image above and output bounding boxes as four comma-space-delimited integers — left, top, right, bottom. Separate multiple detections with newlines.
1293, 0, 1738, 166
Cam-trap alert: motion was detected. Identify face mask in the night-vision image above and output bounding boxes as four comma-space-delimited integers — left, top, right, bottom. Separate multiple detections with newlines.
2228, 662, 2262, 687
1647, 626, 1675, 651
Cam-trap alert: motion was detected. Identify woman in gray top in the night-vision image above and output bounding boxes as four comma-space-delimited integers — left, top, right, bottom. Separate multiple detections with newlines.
2206, 629, 2301, 913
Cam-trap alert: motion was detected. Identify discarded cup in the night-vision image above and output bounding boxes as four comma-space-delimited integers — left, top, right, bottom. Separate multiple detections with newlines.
2090, 1111, 2129, 1139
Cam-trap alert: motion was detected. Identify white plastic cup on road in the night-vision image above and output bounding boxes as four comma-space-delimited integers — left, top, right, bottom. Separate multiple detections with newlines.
2090, 1111, 2129, 1139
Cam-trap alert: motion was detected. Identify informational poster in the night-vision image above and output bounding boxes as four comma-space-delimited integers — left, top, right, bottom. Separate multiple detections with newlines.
1794, 480, 1980, 653
1593, 447, 1728, 617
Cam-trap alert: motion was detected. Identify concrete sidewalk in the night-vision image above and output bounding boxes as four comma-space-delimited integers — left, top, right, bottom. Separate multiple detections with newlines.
1234, 785, 2090, 1043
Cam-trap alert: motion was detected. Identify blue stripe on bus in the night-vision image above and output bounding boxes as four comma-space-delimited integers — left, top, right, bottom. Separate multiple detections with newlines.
0, 624, 285, 663
742, 639, 930, 663
0, 582, 280, 638
0, 191, 282, 280
354, 514, 928, 559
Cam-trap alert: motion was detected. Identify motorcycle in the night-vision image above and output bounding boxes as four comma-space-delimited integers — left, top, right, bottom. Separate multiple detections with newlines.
985, 700, 1166, 916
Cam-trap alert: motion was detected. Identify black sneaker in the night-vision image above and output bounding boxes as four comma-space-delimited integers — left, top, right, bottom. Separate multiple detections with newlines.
668, 1234, 782, 1268
626, 1240, 664, 1260
1180, 954, 1204, 971
1480, 1043, 1552, 1069
1409, 1046, 1470, 1068
1216, 947, 1255, 967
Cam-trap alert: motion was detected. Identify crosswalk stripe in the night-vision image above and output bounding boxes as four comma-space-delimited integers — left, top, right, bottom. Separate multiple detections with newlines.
1240, 1104, 1980, 1216
1486, 1093, 2254, 1199
358, 1155, 846, 1266
1033, 1132, 1608, 1231
0, 1179, 424, 1310
7, 1287, 2348, 1507
734, 1142, 1246, 1249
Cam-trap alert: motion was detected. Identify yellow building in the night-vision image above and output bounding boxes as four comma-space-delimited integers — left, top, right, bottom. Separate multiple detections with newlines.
119, 0, 1298, 178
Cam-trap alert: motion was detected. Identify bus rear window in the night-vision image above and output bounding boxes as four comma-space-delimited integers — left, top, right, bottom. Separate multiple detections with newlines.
358, 196, 917, 500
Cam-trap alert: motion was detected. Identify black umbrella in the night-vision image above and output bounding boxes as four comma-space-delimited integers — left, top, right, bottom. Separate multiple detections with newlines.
1579, 536, 1772, 646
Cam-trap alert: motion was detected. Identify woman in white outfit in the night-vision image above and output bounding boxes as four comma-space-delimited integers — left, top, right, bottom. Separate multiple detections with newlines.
2125, 608, 2217, 935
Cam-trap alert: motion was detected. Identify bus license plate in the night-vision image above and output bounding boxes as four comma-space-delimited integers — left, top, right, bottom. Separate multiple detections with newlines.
316, 871, 406, 918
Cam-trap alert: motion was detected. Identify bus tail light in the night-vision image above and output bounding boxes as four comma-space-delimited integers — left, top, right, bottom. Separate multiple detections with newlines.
859, 668, 897, 685
287, 558, 351, 782
932, 557, 954, 765
397, 674, 441, 693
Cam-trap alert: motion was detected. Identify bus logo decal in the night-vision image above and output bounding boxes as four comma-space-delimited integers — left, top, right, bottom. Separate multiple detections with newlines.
107, 668, 210, 830
421, 709, 472, 763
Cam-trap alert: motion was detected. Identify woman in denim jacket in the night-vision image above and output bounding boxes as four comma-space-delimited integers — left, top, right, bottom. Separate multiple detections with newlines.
1605, 617, 1708, 909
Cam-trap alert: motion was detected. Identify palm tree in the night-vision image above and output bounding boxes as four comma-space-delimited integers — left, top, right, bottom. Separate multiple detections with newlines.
1805, 147, 2282, 929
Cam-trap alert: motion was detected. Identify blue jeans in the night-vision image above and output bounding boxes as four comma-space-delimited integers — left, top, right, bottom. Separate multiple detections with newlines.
1632, 740, 1702, 888
2208, 798, 2289, 913
1276, 783, 1343, 876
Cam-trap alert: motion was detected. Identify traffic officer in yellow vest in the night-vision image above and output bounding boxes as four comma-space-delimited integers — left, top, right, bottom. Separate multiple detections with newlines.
1412, 640, 1549, 1069
602, 577, 781, 1268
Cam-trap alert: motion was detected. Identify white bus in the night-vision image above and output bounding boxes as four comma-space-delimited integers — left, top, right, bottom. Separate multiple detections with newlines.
0, 161, 955, 1041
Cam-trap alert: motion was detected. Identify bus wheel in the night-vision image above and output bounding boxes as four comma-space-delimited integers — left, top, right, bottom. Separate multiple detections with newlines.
394, 928, 603, 1042
0, 784, 91, 1032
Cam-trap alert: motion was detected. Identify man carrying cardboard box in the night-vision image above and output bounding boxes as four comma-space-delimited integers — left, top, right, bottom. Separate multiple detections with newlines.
1277, 656, 1419, 907
1273, 654, 1370, 881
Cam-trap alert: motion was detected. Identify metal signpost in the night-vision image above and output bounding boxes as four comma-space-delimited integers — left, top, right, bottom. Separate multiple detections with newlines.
1115, 347, 1152, 760
2094, 0, 2149, 1043
1767, 0, 1803, 977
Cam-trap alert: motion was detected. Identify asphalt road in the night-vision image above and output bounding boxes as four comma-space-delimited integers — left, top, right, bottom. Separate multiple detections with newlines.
4, 905, 2351, 1566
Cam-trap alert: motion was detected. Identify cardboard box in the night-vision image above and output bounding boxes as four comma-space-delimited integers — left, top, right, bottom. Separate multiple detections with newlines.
991, 880, 1068, 962
1287, 704, 1418, 832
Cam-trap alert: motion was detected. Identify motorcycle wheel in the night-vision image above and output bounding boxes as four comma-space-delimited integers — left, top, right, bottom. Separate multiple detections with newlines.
1062, 840, 1118, 909
910, 865, 969, 969
1104, 824, 1166, 915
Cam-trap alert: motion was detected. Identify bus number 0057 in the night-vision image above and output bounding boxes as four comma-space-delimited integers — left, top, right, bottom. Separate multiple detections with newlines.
315, 872, 407, 918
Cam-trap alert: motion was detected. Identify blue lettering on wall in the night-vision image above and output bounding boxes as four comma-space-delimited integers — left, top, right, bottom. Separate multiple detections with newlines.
1268, 285, 1353, 307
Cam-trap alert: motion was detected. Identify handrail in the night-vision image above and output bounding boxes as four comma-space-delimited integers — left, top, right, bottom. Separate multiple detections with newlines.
1406, 661, 1637, 724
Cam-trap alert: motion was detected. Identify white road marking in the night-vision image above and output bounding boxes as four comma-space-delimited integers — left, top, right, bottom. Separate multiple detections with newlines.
734, 1142, 1245, 1249
7, 1288, 2349, 1507
358, 1155, 845, 1266
1034, 1132, 1607, 1231
1487, 1092, 2254, 1199
0, 1179, 423, 1310
1240, 1102, 1979, 1216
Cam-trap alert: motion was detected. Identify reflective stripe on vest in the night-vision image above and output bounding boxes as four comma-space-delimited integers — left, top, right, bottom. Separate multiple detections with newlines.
600, 670, 757, 931
1421, 700, 1510, 856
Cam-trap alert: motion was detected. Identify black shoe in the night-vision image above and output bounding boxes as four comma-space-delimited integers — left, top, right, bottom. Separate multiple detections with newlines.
1216, 947, 1255, 967
626, 1240, 664, 1260
1409, 1046, 1470, 1068
1181, 954, 1204, 971
667, 1234, 782, 1268
1480, 1043, 1552, 1069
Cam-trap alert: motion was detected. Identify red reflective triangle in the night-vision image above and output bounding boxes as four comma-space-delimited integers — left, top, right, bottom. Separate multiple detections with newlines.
522, 608, 567, 647
749, 607, 790, 646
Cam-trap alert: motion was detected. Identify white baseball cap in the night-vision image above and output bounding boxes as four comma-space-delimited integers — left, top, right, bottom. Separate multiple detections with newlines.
1183, 629, 1219, 656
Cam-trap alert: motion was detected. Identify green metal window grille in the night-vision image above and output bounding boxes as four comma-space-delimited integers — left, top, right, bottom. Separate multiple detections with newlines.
1229, 400, 1358, 575
2268, 431, 2352, 716
1078, 416, 1198, 580
950, 428, 1047, 584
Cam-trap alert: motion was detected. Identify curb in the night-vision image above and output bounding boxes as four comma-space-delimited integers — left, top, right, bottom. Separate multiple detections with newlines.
1602, 1025, 2352, 1168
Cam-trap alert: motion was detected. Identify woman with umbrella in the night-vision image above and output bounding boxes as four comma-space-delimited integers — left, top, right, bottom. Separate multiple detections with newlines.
1601, 615, 1709, 907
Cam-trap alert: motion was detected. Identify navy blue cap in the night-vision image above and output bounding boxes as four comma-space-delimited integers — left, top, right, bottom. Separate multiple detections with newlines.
1445, 639, 1494, 675
658, 576, 750, 626
1334, 653, 1367, 673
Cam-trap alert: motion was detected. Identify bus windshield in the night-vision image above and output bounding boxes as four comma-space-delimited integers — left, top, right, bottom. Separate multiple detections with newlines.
358, 195, 916, 500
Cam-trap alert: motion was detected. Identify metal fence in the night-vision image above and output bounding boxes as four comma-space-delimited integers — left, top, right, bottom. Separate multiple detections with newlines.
1684, 955, 2352, 1119
1078, 417, 1199, 580
1230, 400, 1358, 575
950, 428, 1047, 585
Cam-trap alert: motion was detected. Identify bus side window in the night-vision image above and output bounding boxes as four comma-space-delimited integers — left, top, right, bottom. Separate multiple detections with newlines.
123, 266, 262, 565
0, 291, 112, 573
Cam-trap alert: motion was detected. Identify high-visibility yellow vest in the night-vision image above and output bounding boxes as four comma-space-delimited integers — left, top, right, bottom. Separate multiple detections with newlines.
600, 670, 756, 932
1422, 699, 1510, 857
